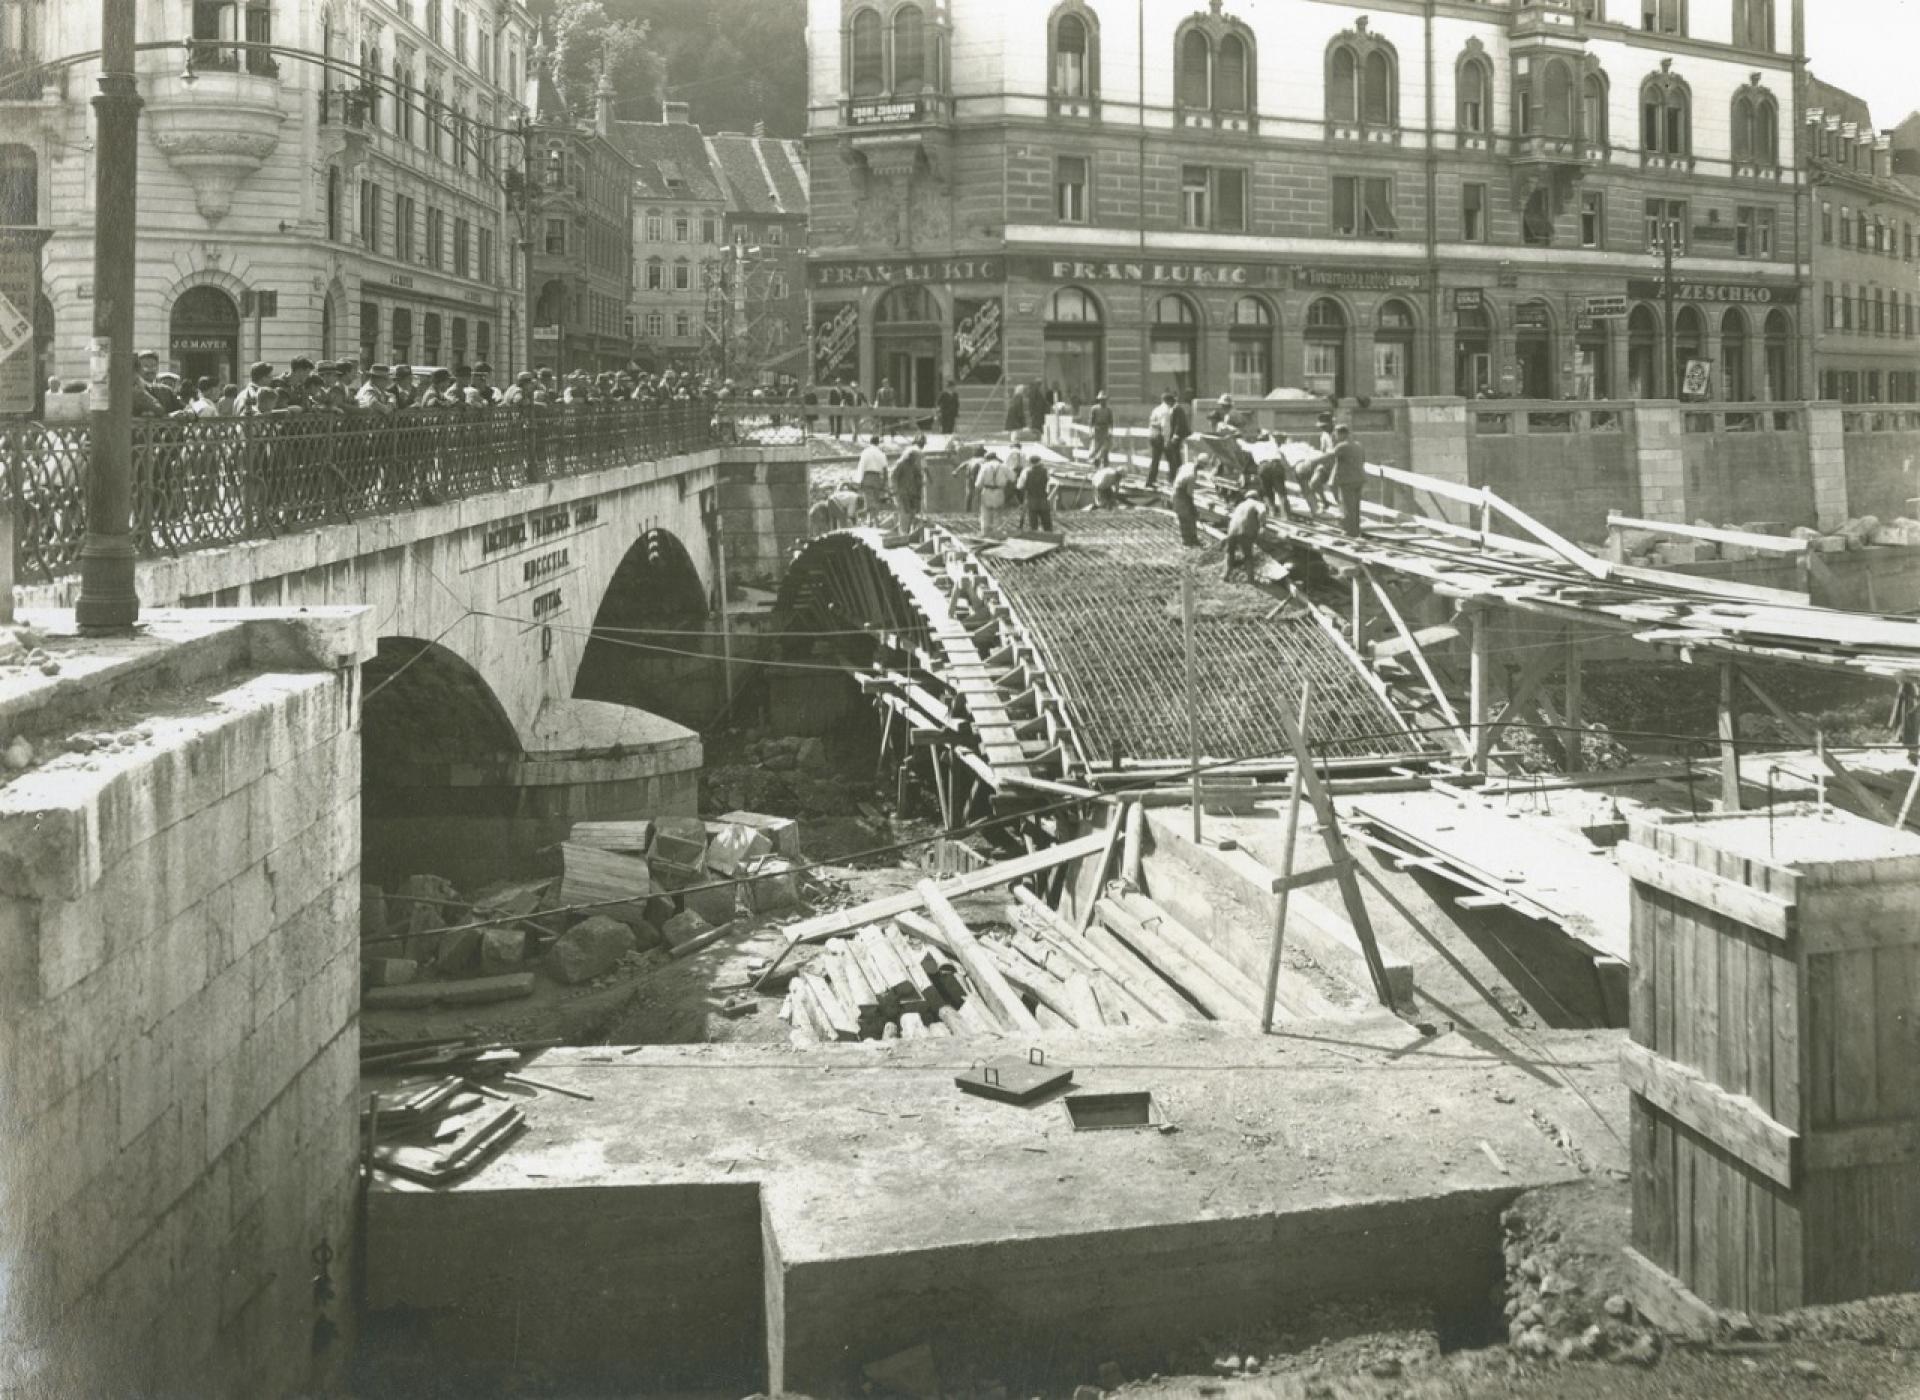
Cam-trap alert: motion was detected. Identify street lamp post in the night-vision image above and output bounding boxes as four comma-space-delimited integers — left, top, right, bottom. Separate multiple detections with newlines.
76, 0, 141, 633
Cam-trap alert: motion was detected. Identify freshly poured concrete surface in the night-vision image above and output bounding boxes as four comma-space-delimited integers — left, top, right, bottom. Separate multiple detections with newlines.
367, 1019, 1629, 1393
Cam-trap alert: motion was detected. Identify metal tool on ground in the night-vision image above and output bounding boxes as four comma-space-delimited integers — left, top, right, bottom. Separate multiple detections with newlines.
955, 1047, 1074, 1105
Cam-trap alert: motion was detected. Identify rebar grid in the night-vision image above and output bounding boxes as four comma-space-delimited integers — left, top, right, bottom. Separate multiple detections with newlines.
974, 513, 1423, 764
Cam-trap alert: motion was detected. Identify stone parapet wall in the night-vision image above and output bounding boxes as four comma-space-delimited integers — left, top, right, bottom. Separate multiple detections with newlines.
0, 609, 373, 1398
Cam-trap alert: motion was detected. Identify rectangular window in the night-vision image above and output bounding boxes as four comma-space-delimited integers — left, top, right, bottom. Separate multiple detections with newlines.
1334, 176, 1397, 238
454, 9, 468, 62
767, 224, 785, 246
453, 217, 470, 278
477, 227, 492, 284
1824, 281, 1836, 331
1181, 166, 1209, 229
1644, 198, 1686, 253
674, 214, 690, 242
702, 215, 717, 243
426, 207, 443, 268
646, 211, 662, 242
1842, 284, 1854, 331
1841, 207, 1853, 248
673, 261, 691, 291
1214, 168, 1246, 233
1056, 155, 1088, 224
1580, 190, 1604, 248
395, 194, 414, 262
1821, 201, 1833, 244
428, 0, 442, 43
476, 321, 490, 363
1642, 0, 1686, 35
544, 216, 565, 256
360, 179, 378, 251
452, 317, 466, 366
674, 311, 691, 337
1462, 182, 1487, 242
646, 260, 663, 291
423, 312, 441, 364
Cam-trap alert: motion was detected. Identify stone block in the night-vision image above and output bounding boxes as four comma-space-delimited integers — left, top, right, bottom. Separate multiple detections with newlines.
681, 877, 740, 927
715, 811, 802, 859
660, 908, 714, 950
703, 822, 773, 876
546, 916, 636, 985
740, 857, 802, 915
479, 927, 526, 974
438, 973, 537, 1006
364, 958, 418, 988
649, 818, 709, 870
432, 926, 482, 975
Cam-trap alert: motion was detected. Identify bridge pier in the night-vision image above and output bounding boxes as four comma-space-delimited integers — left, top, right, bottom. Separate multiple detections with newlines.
362, 699, 701, 890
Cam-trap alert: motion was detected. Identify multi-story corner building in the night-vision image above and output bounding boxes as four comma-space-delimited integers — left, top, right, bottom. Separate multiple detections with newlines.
706, 129, 812, 382
612, 103, 731, 371
18, 0, 532, 391
526, 59, 636, 375
1805, 77, 1920, 405
806, 0, 1808, 415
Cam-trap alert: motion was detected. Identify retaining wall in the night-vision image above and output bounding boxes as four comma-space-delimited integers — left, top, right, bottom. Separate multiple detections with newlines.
0, 609, 373, 1397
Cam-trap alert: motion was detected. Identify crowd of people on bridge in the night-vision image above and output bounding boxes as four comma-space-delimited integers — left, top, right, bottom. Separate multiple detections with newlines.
120, 350, 805, 422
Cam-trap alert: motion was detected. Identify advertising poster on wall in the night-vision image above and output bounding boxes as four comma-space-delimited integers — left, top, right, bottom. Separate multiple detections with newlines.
812, 303, 859, 386
953, 298, 1003, 386
1682, 359, 1714, 401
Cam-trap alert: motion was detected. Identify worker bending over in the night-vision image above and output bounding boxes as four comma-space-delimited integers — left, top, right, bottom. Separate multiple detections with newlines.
1303, 424, 1368, 536
1223, 491, 1269, 580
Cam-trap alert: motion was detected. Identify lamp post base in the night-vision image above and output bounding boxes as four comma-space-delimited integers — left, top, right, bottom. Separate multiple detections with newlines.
74, 532, 140, 633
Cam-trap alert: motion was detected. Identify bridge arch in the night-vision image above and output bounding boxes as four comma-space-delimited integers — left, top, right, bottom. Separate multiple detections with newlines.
360, 636, 524, 887
574, 526, 718, 729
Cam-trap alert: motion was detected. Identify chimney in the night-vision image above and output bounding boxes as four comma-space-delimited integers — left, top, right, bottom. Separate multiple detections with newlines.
595, 70, 614, 137
663, 100, 693, 125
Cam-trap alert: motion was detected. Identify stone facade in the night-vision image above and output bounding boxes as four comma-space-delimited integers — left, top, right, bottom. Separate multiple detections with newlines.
1804, 75, 1920, 404
528, 72, 637, 376
0, 608, 374, 1397
806, 0, 1808, 419
17, 0, 531, 389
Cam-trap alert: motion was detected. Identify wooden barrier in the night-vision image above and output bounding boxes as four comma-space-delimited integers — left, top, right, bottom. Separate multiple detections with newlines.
1621, 807, 1920, 1321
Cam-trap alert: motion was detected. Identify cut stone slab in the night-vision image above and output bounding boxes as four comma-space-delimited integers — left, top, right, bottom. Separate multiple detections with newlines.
480, 927, 527, 975
559, 844, 654, 930
363, 982, 440, 1011
650, 816, 710, 870
565, 819, 656, 856
740, 857, 801, 914
365, 958, 418, 988
434, 926, 482, 975
548, 917, 636, 985
704, 823, 774, 877
716, 810, 803, 859
437, 973, 537, 1006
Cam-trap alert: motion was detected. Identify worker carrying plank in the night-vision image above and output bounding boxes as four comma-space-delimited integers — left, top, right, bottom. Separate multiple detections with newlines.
1223, 491, 1270, 580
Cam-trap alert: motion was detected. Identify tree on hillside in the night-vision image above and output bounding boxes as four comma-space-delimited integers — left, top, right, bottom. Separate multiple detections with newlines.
535, 0, 806, 134
547, 0, 666, 123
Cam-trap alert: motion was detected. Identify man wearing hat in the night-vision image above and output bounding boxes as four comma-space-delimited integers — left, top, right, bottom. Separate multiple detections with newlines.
234, 361, 275, 416
389, 364, 417, 409
452, 363, 476, 403
1302, 423, 1368, 536
355, 364, 395, 413
936, 380, 960, 437
153, 369, 187, 416
1087, 390, 1113, 470
472, 363, 497, 405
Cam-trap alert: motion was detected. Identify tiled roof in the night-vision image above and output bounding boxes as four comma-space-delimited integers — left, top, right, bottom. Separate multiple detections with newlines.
705, 132, 809, 218
609, 120, 727, 201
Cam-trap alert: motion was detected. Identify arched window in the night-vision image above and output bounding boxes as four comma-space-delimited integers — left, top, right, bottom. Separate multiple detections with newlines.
892, 5, 926, 92
1763, 308, 1792, 400
1044, 287, 1103, 406
1375, 299, 1415, 397
1328, 46, 1357, 123
0, 144, 38, 226
1628, 303, 1661, 398
1582, 70, 1609, 145
1228, 296, 1275, 399
1455, 304, 1493, 397
1362, 50, 1394, 126
875, 285, 938, 323
1329, 34, 1395, 130
849, 7, 883, 97
1733, 87, 1780, 167
1216, 33, 1248, 113
1178, 28, 1211, 109
1641, 71, 1690, 157
1052, 10, 1092, 100
1457, 54, 1490, 136
1304, 298, 1348, 399
1721, 307, 1750, 401
1150, 294, 1200, 401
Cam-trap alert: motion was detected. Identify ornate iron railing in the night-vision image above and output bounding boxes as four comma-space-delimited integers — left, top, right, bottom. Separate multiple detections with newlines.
1, 403, 734, 583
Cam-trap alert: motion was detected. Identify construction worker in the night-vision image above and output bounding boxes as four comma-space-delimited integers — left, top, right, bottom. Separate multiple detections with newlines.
857, 434, 890, 519
1016, 449, 1053, 532
1256, 435, 1296, 517
1171, 457, 1199, 546
1088, 390, 1113, 469
975, 449, 1016, 536
890, 434, 927, 534
1145, 391, 1176, 490
1303, 424, 1368, 536
1223, 491, 1270, 579
1089, 463, 1123, 510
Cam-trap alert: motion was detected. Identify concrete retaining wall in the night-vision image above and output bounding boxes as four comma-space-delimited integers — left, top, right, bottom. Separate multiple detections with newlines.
719, 456, 813, 593
0, 609, 373, 1398
1842, 425, 1920, 524
1681, 426, 1816, 528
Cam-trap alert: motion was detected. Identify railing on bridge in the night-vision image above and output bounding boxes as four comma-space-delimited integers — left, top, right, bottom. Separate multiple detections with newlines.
1682, 404, 1805, 435
1471, 402, 1631, 437
0, 404, 775, 583
1841, 406, 1920, 434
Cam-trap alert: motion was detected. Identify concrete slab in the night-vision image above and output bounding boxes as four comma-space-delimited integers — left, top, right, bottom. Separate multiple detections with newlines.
366, 1020, 1628, 1394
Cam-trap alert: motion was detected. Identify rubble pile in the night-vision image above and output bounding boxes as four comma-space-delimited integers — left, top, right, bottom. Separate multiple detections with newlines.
360, 811, 807, 1011
700, 731, 871, 820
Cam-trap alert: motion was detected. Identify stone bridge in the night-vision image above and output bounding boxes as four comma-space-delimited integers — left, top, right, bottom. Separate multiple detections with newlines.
20, 426, 813, 884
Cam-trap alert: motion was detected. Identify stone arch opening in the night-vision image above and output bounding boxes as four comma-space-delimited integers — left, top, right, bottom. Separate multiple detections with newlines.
574, 527, 719, 729
360, 635, 523, 888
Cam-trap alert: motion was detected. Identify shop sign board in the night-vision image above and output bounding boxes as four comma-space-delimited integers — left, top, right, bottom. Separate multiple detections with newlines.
1625, 279, 1798, 306
1294, 267, 1428, 293
1452, 287, 1486, 311
1584, 295, 1628, 320
812, 302, 860, 384
810, 256, 1003, 288
1015, 256, 1272, 287
952, 297, 1002, 385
